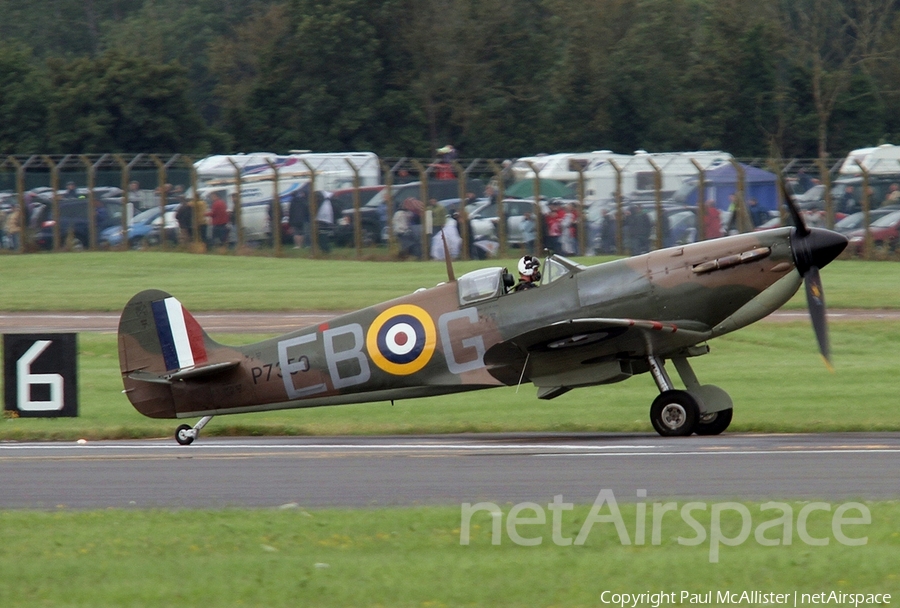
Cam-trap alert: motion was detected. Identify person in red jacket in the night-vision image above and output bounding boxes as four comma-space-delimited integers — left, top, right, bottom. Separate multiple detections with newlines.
208, 191, 231, 247
703, 201, 722, 240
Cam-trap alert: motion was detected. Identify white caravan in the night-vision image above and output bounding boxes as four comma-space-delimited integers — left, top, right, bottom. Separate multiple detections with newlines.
582, 150, 733, 205
837, 144, 900, 176
192, 152, 381, 243
511, 151, 630, 182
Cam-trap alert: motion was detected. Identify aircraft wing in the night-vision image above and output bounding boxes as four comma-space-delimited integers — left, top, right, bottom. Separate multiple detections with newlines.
483, 317, 713, 387
504, 317, 711, 354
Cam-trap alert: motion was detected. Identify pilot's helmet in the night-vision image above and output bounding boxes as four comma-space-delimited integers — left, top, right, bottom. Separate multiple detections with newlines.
518, 255, 540, 277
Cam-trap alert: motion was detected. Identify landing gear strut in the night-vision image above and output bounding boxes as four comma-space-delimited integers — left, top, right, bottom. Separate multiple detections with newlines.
646, 356, 733, 437
175, 415, 214, 445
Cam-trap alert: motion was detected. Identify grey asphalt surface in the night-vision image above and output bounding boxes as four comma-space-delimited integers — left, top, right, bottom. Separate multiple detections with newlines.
1, 433, 898, 509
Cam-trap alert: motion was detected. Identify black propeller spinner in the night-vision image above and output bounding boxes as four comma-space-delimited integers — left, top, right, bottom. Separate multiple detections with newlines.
781, 178, 848, 369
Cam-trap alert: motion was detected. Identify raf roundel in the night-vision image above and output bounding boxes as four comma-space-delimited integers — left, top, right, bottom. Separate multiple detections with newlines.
366, 305, 437, 375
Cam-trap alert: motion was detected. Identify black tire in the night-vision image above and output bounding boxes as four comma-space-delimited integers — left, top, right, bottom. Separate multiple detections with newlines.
175, 424, 194, 446
650, 390, 700, 437
695, 408, 733, 436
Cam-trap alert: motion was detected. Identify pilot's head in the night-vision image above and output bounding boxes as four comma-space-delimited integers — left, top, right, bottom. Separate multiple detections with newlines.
517, 255, 541, 281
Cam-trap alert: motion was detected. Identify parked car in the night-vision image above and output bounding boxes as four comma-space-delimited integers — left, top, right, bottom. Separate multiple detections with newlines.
847, 209, 900, 254
833, 206, 899, 236
339, 179, 484, 245
754, 216, 782, 231
328, 185, 385, 245
651, 206, 698, 247
33, 198, 125, 250
464, 198, 550, 247
830, 175, 900, 212
100, 204, 180, 248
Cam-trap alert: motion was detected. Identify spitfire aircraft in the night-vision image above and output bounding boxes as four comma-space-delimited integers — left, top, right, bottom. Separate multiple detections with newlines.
118, 185, 847, 444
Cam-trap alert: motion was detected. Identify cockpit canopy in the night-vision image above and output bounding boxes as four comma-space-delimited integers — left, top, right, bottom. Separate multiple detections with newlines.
456, 255, 585, 305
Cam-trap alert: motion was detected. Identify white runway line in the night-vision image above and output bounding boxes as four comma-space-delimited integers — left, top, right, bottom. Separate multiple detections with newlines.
1, 442, 898, 457
0, 442, 660, 452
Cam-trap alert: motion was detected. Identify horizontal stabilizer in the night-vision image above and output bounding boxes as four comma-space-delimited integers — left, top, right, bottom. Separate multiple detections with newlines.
166, 360, 241, 381
127, 360, 241, 384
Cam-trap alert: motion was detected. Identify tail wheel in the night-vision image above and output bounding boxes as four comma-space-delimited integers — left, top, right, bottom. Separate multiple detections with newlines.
650, 390, 699, 437
695, 408, 733, 436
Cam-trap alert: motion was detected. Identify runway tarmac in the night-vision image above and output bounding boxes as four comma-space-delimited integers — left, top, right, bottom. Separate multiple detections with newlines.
1, 433, 898, 509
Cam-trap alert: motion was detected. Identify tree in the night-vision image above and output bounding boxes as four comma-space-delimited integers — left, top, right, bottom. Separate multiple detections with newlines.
604, 0, 709, 152
780, 0, 897, 159
684, 0, 782, 156
46, 50, 212, 152
214, 0, 432, 156
0, 43, 49, 154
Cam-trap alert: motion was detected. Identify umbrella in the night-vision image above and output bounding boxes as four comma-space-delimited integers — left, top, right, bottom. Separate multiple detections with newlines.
505, 178, 575, 199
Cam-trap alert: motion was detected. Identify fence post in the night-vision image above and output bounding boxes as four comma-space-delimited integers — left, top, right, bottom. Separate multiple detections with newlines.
409, 159, 433, 259
766, 157, 788, 229
855, 159, 872, 260
647, 158, 664, 250
488, 160, 507, 258
728, 158, 750, 233
609, 159, 624, 255
224, 159, 243, 252
300, 159, 318, 257
447, 160, 469, 261
381, 160, 397, 254
266, 159, 283, 257
574, 164, 587, 255
344, 158, 362, 258
78, 155, 97, 250
41, 156, 61, 250
690, 158, 707, 241
4, 157, 25, 253
113, 154, 130, 251
814, 158, 834, 230
149, 155, 168, 251
525, 161, 543, 255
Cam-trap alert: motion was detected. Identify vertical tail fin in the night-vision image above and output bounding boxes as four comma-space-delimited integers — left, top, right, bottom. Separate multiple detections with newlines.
118, 289, 223, 418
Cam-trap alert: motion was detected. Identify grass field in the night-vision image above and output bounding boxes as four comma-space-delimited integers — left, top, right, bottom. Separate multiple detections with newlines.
0, 251, 897, 311
1, 503, 897, 607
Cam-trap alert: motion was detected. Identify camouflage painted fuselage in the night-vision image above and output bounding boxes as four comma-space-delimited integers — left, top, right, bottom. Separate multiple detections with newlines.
119, 228, 802, 419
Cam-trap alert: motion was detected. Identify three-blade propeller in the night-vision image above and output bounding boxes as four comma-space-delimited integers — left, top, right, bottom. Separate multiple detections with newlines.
780, 178, 848, 369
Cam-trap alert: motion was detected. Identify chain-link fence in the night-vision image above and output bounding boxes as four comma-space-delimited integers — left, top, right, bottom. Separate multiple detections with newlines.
0, 153, 896, 260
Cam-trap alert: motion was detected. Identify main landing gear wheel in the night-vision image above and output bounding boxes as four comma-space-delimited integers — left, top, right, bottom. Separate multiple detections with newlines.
175, 424, 194, 445
650, 390, 699, 437
695, 408, 733, 436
